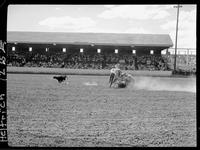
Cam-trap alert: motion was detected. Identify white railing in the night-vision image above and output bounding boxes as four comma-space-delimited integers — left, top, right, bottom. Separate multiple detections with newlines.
161, 48, 196, 55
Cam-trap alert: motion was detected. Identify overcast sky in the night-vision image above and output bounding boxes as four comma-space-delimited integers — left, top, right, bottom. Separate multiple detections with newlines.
7, 5, 196, 49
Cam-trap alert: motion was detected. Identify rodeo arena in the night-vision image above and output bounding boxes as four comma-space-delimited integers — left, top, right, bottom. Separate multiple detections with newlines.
6, 31, 196, 147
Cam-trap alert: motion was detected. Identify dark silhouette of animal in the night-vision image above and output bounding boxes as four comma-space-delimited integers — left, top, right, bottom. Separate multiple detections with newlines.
53, 75, 68, 83
118, 82, 127, 88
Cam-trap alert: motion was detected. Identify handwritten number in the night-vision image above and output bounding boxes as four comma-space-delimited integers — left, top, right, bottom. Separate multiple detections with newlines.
0, 69, 5, 76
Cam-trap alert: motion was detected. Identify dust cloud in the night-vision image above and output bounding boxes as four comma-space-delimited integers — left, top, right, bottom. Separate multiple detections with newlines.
130, 76, 196, 93
83, 82, 98, 86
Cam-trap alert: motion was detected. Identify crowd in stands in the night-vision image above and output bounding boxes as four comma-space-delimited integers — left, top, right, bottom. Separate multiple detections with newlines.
7, 51, 196, 72
163, 54, 196, 66
162, 54, 196, 74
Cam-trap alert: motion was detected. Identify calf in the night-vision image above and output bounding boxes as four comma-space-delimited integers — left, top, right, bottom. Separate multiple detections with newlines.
53, 75, 68, 83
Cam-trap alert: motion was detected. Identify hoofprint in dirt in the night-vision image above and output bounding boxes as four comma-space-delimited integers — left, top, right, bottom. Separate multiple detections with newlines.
7, 74, 196, 147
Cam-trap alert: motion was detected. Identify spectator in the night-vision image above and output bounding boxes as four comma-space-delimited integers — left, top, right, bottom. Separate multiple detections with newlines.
8, 49, 196, 72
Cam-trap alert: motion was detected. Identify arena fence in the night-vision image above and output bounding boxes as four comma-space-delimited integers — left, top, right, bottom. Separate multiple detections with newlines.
7, 66, 173, 77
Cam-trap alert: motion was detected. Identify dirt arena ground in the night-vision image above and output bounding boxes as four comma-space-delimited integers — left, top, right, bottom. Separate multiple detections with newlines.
7, 74, 196, 147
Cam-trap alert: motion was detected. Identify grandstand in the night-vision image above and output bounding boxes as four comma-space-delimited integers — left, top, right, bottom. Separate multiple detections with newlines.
6, 31, 196, 74
6, 31, 174, 70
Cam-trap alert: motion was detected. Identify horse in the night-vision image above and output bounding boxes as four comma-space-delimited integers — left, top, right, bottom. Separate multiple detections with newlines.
109, 72, 135, 88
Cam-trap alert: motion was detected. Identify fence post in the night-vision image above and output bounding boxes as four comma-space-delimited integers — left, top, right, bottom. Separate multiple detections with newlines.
187, 49, 189, 66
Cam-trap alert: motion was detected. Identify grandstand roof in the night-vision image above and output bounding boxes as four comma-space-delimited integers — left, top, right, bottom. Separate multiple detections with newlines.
7, 31, 173, 47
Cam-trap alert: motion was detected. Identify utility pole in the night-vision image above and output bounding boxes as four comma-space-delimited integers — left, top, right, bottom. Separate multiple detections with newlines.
173, 4, 182, 72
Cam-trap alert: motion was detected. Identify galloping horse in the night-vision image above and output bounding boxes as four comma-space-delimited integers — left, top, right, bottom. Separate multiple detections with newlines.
109, 72, 135, 88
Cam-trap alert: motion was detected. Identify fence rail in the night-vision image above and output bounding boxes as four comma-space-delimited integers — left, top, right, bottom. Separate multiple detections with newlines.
162, 48, 196, 55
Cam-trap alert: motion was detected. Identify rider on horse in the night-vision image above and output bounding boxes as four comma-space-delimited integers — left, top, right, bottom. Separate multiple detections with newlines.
109, 63, 126, 87
112, 64, 122, 77
109, 63, 135, 88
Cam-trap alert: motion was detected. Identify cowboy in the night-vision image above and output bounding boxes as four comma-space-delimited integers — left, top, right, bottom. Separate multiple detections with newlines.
109, 63, 123, 87
114, 63, 122, 76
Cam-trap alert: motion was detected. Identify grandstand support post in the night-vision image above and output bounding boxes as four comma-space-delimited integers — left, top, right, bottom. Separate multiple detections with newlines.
166, 48, 168, 55
187, 49, 189, 65
173, 4, 182, 72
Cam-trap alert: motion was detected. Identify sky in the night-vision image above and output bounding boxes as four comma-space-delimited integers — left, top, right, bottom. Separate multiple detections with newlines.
7, 5, 196, 49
